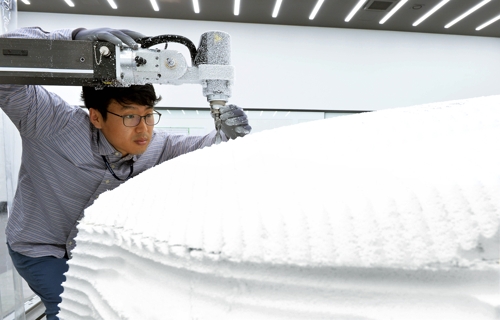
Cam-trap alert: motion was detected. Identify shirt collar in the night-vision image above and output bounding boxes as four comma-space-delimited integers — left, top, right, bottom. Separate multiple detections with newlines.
92, 128, 137, 161
93, 128, 116, 156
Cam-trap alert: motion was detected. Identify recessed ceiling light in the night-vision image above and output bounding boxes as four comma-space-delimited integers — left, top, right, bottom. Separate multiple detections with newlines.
234, 0, 240, 16
272, 0, 283, 18
345, 0, 368, 22
445, 0, 491, 29
476, 13, 500, 30
379, 0, 408, 24
193, 0, 200, 13
309, 0, 325, 20
413, 0, 449, 27
150, 0, 159, 11
64, 0, 75, 7
107, 0, 117, 9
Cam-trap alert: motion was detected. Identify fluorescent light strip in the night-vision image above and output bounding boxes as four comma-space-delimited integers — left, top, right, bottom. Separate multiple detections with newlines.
345, 0, 368, 22
476, 13, 500, 30
150, 0, 159, 11
193, 0, 200, 13
107, 0, 117, 9
64, 0, 75, 7
379, 0, 408, 24
21, 0, 30, 4
309, 0, 324, 20
234, 0, 240, 15
272, 0, 283, 18
413, 0, 449, 26
0, 67, 92, 74
445, 0, 491, 28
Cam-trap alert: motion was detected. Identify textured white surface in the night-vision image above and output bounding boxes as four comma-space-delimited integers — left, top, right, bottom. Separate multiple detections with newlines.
59, 96, 500, 320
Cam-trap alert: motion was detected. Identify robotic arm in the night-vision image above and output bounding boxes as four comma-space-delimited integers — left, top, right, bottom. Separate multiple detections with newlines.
0, 31, 233, 141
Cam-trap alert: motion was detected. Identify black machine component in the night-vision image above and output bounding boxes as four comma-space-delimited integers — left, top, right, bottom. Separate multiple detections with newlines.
137, 35, 197, 65
0, 39, 119, 86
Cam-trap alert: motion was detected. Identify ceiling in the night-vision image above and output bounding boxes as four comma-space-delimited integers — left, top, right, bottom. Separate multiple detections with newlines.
18, 0, 500, 38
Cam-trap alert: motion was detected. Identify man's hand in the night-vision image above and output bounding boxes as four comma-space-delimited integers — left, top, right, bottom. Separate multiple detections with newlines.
73, 28, 145, 49
218, 104, 252, 139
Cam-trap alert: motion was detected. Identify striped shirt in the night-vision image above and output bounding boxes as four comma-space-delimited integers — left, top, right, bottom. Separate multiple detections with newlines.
1, 27, 222, 258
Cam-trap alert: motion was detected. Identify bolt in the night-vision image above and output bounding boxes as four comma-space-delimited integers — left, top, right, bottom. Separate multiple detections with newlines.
165, 57, 176, 68
135, 56, 147, 66
99, 46, 111, 57
80, 57, 85, 62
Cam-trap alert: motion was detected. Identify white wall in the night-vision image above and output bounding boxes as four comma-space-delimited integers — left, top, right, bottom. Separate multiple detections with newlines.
0, 113, 6, 203
17, 12, 500, 111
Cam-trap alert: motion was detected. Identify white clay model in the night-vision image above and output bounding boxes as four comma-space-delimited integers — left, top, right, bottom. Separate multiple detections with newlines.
59, 96, 500, 320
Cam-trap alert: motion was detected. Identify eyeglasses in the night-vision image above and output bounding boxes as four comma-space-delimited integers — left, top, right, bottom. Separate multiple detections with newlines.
106, 110, 161, 127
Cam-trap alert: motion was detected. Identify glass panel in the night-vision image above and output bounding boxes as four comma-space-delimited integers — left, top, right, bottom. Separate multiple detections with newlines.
156, 108, 362, 135
325, 111, 361, 118
1, 110, 34, 320
156, 109, 213, 135
245, 110, 324, 133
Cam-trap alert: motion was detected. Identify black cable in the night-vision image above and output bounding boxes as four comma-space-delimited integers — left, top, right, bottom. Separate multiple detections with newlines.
102, 156, 134, 181
137, 35, 197, 65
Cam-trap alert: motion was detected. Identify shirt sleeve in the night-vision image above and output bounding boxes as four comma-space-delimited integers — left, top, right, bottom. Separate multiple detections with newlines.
156, 130, 228, 163
0, 27, 79, 139
0, 26, 72, 40
0, 85, 78, 139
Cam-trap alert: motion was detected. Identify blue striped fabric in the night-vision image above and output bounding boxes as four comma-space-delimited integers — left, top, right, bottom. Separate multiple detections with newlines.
0, 27, 221, 258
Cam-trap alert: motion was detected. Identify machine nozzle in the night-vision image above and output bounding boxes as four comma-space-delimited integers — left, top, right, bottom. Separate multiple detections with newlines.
210, 100, 226, 144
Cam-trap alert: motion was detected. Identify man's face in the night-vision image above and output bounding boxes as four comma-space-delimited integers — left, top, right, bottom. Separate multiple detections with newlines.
90, 99, 154, 157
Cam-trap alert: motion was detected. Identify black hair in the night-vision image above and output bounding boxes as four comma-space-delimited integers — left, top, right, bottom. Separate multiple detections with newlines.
81, 84, 162, 121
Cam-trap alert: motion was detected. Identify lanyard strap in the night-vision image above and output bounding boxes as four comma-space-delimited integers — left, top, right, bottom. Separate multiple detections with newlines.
102, 155, 134, 181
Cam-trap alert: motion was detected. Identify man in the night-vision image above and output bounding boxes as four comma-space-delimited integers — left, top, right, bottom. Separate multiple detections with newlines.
0, 27, 251, 320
